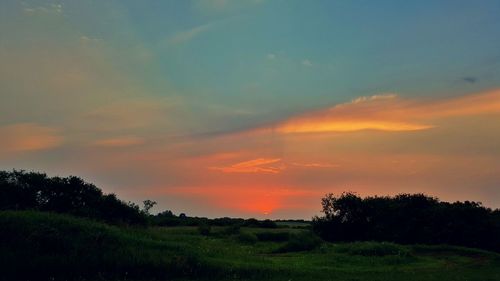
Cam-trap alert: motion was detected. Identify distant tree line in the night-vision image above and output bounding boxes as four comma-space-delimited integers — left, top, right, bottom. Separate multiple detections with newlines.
312, 192, 500, 252
0, 170, 147, 225
153, 210, 278, 228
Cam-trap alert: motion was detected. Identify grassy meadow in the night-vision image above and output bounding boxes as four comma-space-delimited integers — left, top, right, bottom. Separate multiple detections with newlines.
1, 211, 499, 281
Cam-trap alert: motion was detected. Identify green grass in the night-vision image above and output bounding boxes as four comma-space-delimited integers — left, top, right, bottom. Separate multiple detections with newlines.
1, 211, 500, 281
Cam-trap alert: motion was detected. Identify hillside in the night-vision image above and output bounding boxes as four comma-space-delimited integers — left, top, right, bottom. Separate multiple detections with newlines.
1, 211, 499, 281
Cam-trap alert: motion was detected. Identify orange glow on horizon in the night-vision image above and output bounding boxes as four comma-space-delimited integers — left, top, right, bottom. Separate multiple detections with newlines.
165, 186, 319, 216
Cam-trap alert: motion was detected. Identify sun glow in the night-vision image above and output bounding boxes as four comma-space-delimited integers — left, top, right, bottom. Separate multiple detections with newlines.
166, 186, 318, 217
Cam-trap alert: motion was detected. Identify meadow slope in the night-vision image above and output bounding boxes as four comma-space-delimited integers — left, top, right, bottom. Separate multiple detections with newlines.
1, 211, 500, 281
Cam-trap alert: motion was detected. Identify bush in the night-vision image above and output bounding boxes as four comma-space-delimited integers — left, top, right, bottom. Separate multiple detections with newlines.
275, 231, 322, 253
198, 223, 211, 236
244, 218, 278, 228
237, 232, 258, 244
312, 192, 500, 252
260, 219, 278, 228
255, 231, 290, 242
222, 224, 241, 235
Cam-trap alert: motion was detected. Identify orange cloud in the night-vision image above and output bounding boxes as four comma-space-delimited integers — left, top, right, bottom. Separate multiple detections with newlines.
0, 123, 63, 153
270, 89, 500, 134
277, 120, 433, 133
291, 162, 339, 168
403, 89, 500, 118
211, 158, 284, 174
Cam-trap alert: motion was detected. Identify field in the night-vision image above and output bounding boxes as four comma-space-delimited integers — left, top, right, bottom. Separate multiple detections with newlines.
1, 211, 500, 281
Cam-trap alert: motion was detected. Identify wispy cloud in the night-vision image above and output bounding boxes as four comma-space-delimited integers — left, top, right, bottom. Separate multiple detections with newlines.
301, 59, 313, 67
211, 158, 283, 174
350, 94, 397, 104
0, 123, 63, 154
273, 94, 432, 134
167, 23, 213, 45
268, 89, 500, 134
23, 3, 63, 15
92, 136, 145, 148
410, 89, 500, 118
291, 162, 339, 168
209, 158, 339, 174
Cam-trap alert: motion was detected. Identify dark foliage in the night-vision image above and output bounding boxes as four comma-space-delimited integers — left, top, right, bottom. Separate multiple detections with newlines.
0, 170, 147, 225
198, 223, 212, 236
275, 231, 322, 253
212, 217, 245, 226
312, 192, 500, 252
222, 224, 241, 235
237, 232, 258, 244
152, 211, 277, 229
255, 231, 290, 242
244, 218, 278, 228
0, 211, 221, 281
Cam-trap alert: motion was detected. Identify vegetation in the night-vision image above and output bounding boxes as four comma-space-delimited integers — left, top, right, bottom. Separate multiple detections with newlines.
0, 170, 147, 225
1, 170, 500, 280
255, 231, 290, 242
312, 192, 500, 252
0, 170, 279, 228
153, 212, 279, 228
1, 211, 500, 281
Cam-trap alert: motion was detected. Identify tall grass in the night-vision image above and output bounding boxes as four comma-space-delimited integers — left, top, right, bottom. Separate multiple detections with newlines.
0, 211, 212, 280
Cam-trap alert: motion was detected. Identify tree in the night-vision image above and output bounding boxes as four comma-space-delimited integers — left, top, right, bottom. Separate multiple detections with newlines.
312, 192, 500, 252
142, 200, 157, 215
0, 170, 147, 225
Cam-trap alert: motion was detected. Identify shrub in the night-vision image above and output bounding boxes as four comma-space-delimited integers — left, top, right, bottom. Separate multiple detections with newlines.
260, 219, 278, 228
255, 231, 290, 242
312, 192, 500, 252
222, 224, 241, 235
198, 223, 211, 236
243, 218, 278, 228
237, 232, 258, 244
275, 231, 322, 253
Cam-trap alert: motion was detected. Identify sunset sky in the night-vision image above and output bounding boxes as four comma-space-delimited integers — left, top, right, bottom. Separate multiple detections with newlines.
1, 0, 500, 218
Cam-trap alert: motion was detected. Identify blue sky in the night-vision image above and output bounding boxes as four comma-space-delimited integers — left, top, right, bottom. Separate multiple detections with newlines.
1, 0, 500, 218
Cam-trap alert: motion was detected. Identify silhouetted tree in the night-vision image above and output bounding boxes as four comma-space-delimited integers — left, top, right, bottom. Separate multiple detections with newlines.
0, 170, 147, 225
312, 192, 500, 252
142, 200, 157, 215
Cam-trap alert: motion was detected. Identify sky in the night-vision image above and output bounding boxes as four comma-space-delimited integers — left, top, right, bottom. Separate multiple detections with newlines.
1, 0, 500, 219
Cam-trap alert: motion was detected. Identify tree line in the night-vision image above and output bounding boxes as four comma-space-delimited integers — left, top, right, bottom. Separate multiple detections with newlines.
0, 170, 148, 225
0, 170, 279, 228
312, 192, 500, 252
